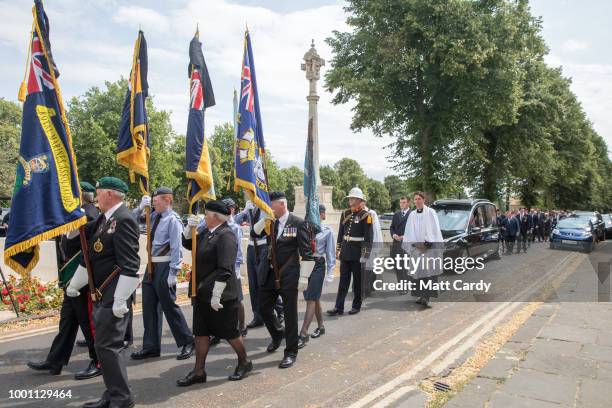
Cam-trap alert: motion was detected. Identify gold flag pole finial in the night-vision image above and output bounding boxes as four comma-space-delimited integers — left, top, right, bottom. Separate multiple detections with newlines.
195, 23, 199, 38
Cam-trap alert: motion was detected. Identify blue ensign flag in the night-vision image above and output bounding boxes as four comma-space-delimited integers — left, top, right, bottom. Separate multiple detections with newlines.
185, 31, 216, 213
3, 0, 86, 275
234, 30, 273, 216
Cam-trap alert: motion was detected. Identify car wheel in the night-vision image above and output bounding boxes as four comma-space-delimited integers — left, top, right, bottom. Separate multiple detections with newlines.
454, 248, 469, 275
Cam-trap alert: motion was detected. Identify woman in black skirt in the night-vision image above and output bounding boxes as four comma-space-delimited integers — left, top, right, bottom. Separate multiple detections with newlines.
177, 200, 252, 386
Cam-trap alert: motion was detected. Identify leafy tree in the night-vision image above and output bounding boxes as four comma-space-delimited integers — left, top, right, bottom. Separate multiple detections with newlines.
67, 79, 183, 203
280, 166, 304, 211
0, 98, 21, 205
366, 178, 391, 213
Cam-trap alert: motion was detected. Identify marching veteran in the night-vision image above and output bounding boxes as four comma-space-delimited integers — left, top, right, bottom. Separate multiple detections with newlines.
131, 187, 194, 361
178, 200, 252, 386
66, 177, 141, 408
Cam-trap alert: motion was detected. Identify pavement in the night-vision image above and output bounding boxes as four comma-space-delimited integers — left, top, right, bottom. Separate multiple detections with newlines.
445, 240, 612, 408
0, 240, 609, 407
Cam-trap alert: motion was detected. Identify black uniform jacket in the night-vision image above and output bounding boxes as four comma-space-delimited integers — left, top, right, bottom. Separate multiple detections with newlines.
183, 222, 240, 303
75, 203, 140, 306
389, 209, 410, 238
262, 213, 311, 289
337, 209, 373, 261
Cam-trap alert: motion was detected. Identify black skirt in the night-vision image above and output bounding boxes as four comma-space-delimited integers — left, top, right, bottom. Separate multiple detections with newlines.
192, 299, 240, 339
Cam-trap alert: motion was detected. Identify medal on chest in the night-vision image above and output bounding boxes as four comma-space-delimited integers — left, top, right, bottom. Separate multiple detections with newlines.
93, 238, 104, 253
107, 219, 116, 234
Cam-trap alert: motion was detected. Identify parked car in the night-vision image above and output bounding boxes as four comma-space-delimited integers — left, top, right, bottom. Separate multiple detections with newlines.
379, 213, 394, 230
550, 215, 596, 253
430, 199, 501, 274
0, 208, 9, 238
605, 214, 612, 239
573, 211, 605, 242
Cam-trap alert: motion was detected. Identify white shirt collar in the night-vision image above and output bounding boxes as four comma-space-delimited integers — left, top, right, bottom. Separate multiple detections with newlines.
104, 202, 123, 220
278, 211, 289, 225
208, 222, 223, 234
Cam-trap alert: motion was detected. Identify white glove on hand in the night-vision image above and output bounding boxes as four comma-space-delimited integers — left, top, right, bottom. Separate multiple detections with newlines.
112, 275, 139, 318
66, 265, 89, 297
253, 213, 274, 235
210, 281, 226, 311
244, 201, 255, 211
183, 215, 200, 239
138, 195, 151, 211
298, 276, 309, 291
167, 273, 177, 287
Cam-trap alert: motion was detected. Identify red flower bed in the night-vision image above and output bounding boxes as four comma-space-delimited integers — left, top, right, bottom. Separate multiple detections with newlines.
0, 275, 63, 315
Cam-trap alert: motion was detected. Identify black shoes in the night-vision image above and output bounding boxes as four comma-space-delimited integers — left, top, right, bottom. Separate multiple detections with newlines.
348, 308, 360, 315
130, 349, 160, 360
311, 327, 326, 338
326, 308, 344, 316
27, 360, 61, 375
246, 318, 264, 329
177, 342, 195, 360
240, 328, 248, 338
228, 360, 253, 381
82, 397, 110, 408
176, 370, 207, 387
279, 355, 295, 369
209, 336, 221, 346
74, 360, 102, 380
267, 338, 282, 353
416, 297, 430, 307
297, 335, 309, 349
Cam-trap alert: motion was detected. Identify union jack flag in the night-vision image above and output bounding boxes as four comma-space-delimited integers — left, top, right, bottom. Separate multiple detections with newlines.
27, 33, 54, 93
241, 64, 254, 113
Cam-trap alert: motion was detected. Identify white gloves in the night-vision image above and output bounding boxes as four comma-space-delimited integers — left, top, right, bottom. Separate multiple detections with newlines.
167, 273, 177, 287
66, 265, 89, 297
253, 212, 274, 235
298, 276, 309, 291
112, 275, 139, 318
244, 201, 255, 211
138, 195, 151, 211
183, 215, 200, 239
210, 281, 226, 311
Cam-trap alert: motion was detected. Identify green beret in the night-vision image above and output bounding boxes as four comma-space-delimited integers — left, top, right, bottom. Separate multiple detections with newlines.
96, 177, 128, 194
80, 181, 96, 193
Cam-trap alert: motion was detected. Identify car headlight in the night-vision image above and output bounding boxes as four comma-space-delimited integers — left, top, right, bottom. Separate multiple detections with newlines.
552, 229, 559, 235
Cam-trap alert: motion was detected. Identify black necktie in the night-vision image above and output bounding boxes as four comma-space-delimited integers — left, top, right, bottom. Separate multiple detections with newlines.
151, 214, 161, 241
274, 219, 280, 238
95, 214, 107, 235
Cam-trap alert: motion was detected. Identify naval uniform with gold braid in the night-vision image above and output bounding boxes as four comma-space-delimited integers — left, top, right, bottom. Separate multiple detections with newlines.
334, 209, 373, 312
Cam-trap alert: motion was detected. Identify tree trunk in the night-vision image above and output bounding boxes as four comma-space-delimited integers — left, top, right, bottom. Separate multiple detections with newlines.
482, 130, 498, 201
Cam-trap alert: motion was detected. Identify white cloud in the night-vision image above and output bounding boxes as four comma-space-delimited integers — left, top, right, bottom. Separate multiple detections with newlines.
113, 6, 170, 33
563, 39, 589, 51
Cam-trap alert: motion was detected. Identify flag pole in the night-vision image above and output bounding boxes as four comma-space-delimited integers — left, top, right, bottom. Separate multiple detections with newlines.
190, 201, 198, 298
0, 266, 19, 318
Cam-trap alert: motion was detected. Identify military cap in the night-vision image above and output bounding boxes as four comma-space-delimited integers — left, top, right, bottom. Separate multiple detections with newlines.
319, 203, 327, 213
205, 200, 230, 216
80, 181, 96, 193
221, 197, 237, 209
152, 187, 173, 197
96, 177, 128, 194
269, 191, 286, 201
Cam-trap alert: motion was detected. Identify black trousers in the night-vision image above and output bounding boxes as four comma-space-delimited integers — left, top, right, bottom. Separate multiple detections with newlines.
141, 262, 192, 351
335, 260, 363, 311
247, 245, 283, 320
505, 237, 516, 254
517, 232, 529, 252
46, 291, 96, 366
93, 304, 133, 408
411, 276, 438, 299
259, 273, 298, 358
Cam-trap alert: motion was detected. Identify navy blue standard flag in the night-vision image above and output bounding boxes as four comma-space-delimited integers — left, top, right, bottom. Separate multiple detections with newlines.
185, 30, 216, 213
4, 0, 86, 275
117, 30, 150, 194
234, 30, 273, 216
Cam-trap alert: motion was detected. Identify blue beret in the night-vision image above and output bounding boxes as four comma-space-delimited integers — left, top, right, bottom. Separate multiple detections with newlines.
153, 187, 173, 197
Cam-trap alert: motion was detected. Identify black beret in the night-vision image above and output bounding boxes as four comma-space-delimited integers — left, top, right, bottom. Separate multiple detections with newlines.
152, 187, 173, 197
221, 198, 236, 208
319, 204, 326, 213
205, 200, 230, 216
269, 191, 286, 201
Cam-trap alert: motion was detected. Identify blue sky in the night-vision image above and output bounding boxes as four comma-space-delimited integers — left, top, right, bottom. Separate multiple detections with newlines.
0, 0, 610, 181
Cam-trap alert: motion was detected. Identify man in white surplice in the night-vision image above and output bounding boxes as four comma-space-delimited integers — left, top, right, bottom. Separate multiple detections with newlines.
402, 191, 444, 307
